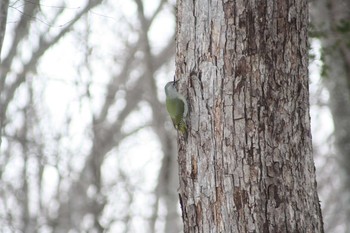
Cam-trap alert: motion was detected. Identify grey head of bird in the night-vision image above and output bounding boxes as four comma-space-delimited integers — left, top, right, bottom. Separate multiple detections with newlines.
165, 81, 178, 98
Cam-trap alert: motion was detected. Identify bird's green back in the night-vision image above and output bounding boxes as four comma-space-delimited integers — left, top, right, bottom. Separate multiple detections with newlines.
166, 93, 187, 134
166, 98, 184, 120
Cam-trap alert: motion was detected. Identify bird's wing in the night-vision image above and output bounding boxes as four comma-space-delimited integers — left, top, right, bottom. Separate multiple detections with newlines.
179, 94, 188, 117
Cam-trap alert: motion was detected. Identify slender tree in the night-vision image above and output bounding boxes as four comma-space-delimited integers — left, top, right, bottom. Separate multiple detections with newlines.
0, 0, 9, 58
0, 0, 9, 146
176, 0, 324, 232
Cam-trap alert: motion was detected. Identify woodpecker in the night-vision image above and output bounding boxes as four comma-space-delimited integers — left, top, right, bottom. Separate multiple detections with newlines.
164, 78, 188, 135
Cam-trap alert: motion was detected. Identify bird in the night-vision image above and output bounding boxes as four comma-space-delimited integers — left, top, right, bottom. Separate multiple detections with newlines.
164, 78, 188, 135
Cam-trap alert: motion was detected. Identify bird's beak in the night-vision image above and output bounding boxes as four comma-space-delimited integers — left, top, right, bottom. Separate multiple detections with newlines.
173, 76, 179, 85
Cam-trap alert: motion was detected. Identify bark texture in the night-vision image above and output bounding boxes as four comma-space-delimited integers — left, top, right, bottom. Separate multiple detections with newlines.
176, 0, 324, 232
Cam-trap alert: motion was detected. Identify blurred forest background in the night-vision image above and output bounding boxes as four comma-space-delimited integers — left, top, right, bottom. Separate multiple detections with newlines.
0, 0, 349, 232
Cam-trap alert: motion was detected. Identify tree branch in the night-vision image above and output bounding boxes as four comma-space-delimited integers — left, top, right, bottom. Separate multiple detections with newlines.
0, 0, 103, 131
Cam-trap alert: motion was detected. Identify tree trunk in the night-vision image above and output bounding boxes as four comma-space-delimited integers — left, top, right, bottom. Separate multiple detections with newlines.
0, 0, 8, 58
0, 0, 8, 147
310, 0, 350, 231
175, 0, 324, 232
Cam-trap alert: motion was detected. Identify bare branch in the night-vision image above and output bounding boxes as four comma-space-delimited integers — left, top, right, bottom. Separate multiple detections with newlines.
0, 0, 103, 131
96, 39, 141, 124
149, 0, 168, 26
2, 0, 39, 71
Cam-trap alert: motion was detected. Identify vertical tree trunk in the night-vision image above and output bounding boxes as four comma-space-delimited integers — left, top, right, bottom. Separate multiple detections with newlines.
0, 0, 9, 146
176, 0, 324, 232
0, 0, 8, 58
310, 1, 350, 231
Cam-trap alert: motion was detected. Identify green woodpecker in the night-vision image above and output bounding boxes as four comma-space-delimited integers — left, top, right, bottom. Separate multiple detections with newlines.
165, 79, 188, 134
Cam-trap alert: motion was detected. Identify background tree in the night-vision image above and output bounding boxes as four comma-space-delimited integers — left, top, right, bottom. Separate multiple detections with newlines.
175, 0, 324, 231
0, 0, 180, 232
310, 0, 350, 232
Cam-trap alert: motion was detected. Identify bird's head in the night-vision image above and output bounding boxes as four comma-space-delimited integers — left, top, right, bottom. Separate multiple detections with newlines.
165, 77, 179, 98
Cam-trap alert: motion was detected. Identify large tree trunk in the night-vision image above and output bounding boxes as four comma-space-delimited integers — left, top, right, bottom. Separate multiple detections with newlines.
175, 0, 324, 232
310, 1, 350, 231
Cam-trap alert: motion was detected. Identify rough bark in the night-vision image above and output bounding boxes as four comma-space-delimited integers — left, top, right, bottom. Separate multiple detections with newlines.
176, 0, 324, 232
310, 0, 350, 231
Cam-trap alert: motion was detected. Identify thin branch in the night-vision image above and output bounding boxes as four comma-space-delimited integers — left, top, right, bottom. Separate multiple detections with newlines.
0, 0, 103, 130
2, 0, 38, 71
149, 0, 168, 26
96, 39, 141, 124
